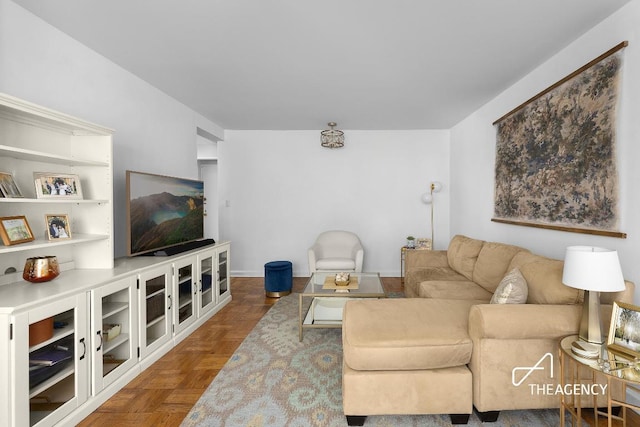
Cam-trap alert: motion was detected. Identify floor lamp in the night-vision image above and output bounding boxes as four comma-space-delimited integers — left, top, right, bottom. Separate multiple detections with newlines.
562, 246, 625, 356
421, 181, 442, 247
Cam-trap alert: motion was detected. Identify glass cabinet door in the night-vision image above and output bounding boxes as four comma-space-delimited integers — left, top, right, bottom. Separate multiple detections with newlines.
91, 276, 138, 394
174, 257, 197, 335
12, 294, 88, 427
198, 250, 215, 316
138, 265, 172, 360
217, 245, 230, 301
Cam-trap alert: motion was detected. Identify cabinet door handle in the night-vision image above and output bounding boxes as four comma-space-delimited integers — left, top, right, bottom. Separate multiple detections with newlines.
168, 294, 172, 310
97, 331, 103, 352
194, 281, 197, 295
79, 337, 86, 360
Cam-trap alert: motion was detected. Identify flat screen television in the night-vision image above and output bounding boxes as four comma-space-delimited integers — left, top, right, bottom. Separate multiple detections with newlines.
126, 170, 207, 256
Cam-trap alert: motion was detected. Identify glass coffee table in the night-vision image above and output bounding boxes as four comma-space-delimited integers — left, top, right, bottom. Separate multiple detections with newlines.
299, 272, 386, 341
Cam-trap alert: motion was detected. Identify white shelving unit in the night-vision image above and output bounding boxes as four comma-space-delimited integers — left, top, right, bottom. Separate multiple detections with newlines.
0, 93, 114, 274
0, 94, 232, 427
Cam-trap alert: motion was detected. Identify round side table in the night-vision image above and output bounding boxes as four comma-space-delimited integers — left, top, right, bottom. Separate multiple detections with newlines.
559, 334, 640, 426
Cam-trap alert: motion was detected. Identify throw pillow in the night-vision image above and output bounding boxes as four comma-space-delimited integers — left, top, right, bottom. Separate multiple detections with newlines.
490, 267, 528, 304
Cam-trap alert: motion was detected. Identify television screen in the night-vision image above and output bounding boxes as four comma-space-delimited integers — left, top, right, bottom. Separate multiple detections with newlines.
126, 170, 205, 256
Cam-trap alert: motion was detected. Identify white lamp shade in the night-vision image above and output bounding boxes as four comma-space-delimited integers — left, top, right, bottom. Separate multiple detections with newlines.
421, 193, 433, 204
562, 246, 625, 292
431, 181, 443, 192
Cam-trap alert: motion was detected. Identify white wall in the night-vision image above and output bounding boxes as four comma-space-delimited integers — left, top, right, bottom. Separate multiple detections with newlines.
219, 130, 450, 276
450, 1, 640, 303
0, 0, 222, 257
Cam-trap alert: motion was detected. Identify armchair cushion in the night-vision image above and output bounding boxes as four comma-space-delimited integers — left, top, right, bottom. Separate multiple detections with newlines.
315, 257, 356, 271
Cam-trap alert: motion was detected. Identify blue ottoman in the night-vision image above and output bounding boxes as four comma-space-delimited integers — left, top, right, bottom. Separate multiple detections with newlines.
265, 260, 293, 297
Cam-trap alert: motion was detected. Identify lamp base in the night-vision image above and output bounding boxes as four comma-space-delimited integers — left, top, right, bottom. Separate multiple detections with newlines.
571, 339, 601, 359
579, 290, 605, 345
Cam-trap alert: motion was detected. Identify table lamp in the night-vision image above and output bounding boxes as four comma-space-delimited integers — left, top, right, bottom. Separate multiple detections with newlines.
562, 246, 625, 350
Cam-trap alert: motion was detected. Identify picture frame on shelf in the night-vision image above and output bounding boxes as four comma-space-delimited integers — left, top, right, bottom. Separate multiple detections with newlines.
34, 173, 83, 199
0, 172, 24, 198
416, 238, 432, 250
45, 214, 72, 240
607, 301, 640, 361
0, 215, 35, 246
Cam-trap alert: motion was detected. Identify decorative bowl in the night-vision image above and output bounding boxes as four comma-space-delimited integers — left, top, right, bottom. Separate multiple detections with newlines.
23, 256, 60, 283
335, 272, 350, 286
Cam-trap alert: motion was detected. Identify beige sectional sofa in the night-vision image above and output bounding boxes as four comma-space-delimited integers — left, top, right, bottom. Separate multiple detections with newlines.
342, 235, 635, 425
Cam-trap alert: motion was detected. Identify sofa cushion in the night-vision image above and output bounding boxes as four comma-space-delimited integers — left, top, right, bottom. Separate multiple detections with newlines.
342, 298, 479, 371
473, 242, 528, 293
419, 280, 493, 301
447, 235, 484, 280
490, 268, 528, 304
404, 266, 468, 298
508, 252, 583, 305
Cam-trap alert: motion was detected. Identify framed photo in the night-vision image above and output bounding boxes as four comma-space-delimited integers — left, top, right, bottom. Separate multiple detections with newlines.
0, 172, 24, 198
607, 301, 640, 361
34, 173, 83, 199
0, 215, 35, 246
45, 214, 72, 240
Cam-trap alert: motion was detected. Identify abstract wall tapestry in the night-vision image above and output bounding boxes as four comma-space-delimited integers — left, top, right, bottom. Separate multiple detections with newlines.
492, 41, 627, 238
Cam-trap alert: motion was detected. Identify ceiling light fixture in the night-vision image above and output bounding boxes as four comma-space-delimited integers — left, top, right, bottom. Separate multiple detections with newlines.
321, 122, 344, 148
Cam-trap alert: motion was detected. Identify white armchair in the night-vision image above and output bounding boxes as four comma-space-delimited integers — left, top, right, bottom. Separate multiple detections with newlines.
308, 230, 364, 274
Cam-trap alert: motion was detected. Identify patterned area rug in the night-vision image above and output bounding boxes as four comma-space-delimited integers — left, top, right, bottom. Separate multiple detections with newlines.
182, 293, 560, 426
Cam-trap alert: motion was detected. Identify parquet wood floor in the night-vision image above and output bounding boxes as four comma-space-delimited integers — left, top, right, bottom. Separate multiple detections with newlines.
77, 276, 638, 427
78, 277, 401, 426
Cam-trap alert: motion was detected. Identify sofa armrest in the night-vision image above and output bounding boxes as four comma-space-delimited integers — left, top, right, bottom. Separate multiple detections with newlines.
469, 304, 582, 340
405, 250, 449, 271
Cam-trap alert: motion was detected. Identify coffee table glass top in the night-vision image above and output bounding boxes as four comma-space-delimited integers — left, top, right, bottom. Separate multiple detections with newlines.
302, 272, 385, 297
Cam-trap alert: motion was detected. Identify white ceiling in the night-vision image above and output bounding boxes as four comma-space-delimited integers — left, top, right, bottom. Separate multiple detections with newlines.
12, 0, 631, 130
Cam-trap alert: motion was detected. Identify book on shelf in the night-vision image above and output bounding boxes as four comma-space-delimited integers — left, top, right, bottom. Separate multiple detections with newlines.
29, 346, 73, 366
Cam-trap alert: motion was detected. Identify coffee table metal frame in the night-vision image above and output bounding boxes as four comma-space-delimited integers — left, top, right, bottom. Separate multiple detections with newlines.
299, 272, 386, 341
